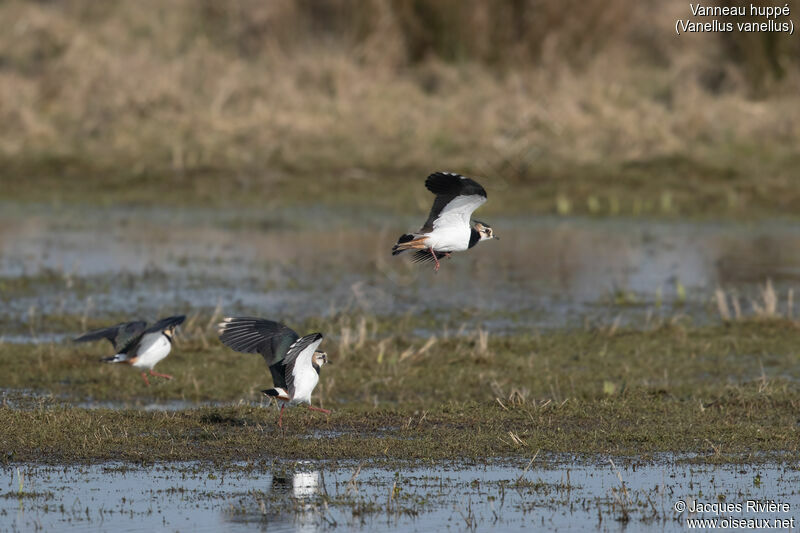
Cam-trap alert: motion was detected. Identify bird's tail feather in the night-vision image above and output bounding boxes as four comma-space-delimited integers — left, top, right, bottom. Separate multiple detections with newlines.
101, 353, 127, 364
392, 234, 427, 255
411, 249, 442, 263
262, 388, 290, 400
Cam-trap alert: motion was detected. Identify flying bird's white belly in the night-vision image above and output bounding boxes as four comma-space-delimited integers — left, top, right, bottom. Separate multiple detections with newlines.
425, 223, 471, 253
290, 371, 320, 405
131, 335, 171, 370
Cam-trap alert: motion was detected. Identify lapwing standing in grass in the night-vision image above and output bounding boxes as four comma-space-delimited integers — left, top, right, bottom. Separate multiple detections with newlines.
392, 172, 498, 272
73, 315, 185, 386
217, 317, 331, 428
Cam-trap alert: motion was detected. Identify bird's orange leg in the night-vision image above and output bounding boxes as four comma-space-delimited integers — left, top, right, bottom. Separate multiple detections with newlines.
140, 372, 150, 386
429, 248, 441, 272
149, 369, 173, 380
307, 405, 331, 415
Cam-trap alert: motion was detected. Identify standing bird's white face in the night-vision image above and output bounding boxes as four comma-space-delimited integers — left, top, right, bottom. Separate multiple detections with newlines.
473, 221, 497, 241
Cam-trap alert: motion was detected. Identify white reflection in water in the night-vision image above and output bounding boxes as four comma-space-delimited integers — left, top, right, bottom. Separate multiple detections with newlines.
292, 470, 321, 499
263, 469, 322, 533
3, 460, 800, 533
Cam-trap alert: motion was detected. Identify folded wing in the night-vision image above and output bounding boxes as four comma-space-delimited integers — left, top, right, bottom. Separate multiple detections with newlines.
284, 333, 324, 398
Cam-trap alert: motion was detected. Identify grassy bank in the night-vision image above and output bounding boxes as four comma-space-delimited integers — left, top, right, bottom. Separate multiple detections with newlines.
2, 392, 798, 465
1, 1, 799, 217
5, 154, 800, 220
2, 320, 799, 463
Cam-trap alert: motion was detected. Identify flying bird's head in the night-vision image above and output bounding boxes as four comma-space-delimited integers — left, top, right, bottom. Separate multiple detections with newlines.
313, 350, 330, 367
473, 220, 498, 241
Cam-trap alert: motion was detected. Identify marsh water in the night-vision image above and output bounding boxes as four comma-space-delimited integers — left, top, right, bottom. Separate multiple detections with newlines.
4, 459, 799, 532
4, 205, 800, 532
3, 203, 800, 339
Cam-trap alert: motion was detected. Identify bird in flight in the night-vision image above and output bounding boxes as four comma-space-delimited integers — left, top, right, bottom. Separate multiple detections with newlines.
217, 317, 331, 428
392, 172, 497, 271
74, 315, 186, 386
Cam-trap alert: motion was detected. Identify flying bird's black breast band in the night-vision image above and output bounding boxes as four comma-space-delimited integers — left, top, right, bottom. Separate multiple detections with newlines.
162, 332, 173, 344
312, 362, 321, 375
468, 228, 481, 249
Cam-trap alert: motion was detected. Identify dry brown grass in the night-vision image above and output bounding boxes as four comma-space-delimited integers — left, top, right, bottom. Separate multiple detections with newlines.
1, 1, 799, 214
716, 279, 797, 322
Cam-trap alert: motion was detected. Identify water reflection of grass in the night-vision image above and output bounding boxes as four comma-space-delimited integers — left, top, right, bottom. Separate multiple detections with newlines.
7, 459, 798, 532
1, 320, 799, 464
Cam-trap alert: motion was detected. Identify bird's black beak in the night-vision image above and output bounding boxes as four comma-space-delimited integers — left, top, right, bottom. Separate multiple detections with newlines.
494, 235, 500, 241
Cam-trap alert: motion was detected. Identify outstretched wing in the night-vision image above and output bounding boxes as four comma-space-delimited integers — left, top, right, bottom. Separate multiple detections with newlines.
218, 317, 300, 388
218, 317, 299, 365
73, 321, 148, 351
284, 333, 324, 398
420, 172, 487, 233
145, 315, 186, 334
115, 315, 186, 356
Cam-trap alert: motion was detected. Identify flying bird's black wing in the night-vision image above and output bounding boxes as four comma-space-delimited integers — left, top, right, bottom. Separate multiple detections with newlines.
218, 317, 300, 389
420, 172, 487, 233
73, 321, 148, 351
145, 315, 186, 333
284, 333, 324, 398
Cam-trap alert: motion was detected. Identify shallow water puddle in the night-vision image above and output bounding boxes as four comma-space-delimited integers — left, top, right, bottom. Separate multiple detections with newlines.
3, 204, 800, 336
2, 460, 798, 532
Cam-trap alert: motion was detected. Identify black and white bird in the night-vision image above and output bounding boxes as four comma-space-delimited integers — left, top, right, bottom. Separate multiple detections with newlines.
73, 315, 185, 386
217, 317, 331, 427
392, 172, 498, 271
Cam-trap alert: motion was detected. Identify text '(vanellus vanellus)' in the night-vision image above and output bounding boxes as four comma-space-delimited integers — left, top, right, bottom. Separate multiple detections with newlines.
217, 317, 331, 427
392, 172, 498, 272
73, 315, 186, 386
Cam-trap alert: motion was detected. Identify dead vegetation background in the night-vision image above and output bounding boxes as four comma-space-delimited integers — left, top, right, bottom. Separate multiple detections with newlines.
1, 0, 798, 213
